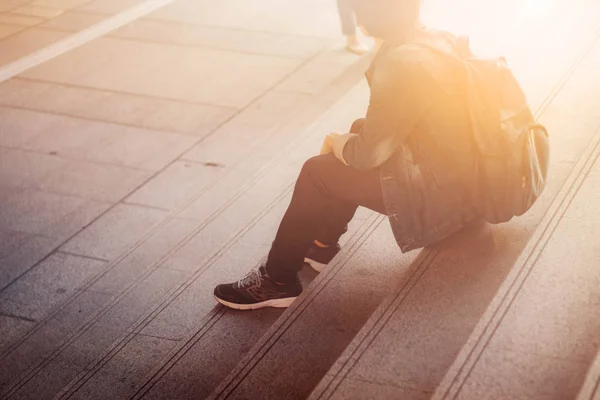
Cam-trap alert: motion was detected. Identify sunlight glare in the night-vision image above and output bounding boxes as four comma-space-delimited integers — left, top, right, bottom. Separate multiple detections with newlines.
522, 0, 553, 18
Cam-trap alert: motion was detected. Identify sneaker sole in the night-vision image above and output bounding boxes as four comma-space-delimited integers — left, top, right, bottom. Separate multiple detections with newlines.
304, 257, 326, 273
214, 295, 297, 310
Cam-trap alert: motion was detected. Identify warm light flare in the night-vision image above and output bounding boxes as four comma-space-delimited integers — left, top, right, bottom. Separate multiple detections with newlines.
522, 0, 553, 18
420, 0, 558, 57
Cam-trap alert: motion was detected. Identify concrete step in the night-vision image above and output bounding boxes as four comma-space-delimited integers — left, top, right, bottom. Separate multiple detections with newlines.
3, 2, 598, 400
208, 215, 420, 400
207, 2, 600, 400
0, 48, 371, 399
129, 206, 379, 400
431, 129, 600, 399
53, 83, 372, 400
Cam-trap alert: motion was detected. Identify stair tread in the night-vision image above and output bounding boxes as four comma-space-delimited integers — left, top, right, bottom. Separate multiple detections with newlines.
209, 2, 600, 399
0, 54, 371, 400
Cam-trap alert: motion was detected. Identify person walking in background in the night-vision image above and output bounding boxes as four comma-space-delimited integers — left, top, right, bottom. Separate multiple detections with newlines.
337, 0, 369, 54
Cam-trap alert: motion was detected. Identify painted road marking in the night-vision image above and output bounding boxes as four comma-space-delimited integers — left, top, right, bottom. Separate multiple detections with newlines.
0, 0, 174, 83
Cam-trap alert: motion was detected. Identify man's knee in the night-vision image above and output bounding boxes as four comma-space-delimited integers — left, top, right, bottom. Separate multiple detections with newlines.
300, 154, 347, 188
301, 154, 335, 176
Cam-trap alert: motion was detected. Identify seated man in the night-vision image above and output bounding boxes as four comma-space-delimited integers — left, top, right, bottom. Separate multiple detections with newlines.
214, 0, 479, 310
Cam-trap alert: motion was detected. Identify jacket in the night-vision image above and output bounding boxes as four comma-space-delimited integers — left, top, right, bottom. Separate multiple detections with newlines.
342, 30, 480, 251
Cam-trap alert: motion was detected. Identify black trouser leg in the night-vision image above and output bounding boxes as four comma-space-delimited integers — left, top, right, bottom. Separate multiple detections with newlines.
265, 153, 385, 283
312, 117, 366, 244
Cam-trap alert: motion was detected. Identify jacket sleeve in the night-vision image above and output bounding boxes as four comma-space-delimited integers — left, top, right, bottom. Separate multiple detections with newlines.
342, 48, 435, 171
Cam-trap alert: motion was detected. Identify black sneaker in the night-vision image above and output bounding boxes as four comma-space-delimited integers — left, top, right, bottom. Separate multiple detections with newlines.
214, 265, 302, 310
304, 242, 341, 272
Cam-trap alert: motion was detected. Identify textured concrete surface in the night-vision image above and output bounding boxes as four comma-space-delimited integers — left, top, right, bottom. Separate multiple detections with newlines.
0, 0, 371, 398
2, 0, 600, 399
0, 79, 236, 136
53, 82, 369, 400
0, 28, 68, 65
307, 1, 600, 400
435, 154, 600, 400
19, 38, 304, 108
0, 252, 105, 320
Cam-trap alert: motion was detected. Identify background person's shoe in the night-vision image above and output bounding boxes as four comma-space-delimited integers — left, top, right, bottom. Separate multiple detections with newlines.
304, 242, 341, 272
214, 265, 302, 310
345, 35, 369, 55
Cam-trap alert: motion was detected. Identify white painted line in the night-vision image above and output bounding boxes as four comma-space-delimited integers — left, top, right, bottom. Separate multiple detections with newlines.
0, 0, 174, 83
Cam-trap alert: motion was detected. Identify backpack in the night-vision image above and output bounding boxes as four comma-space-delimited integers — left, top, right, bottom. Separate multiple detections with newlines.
463, 56, 550, 223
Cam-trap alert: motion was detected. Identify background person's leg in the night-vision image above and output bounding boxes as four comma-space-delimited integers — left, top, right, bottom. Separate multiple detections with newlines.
336, 0, 369, 54
265, 154, 385, 283
337, 0, 357, 36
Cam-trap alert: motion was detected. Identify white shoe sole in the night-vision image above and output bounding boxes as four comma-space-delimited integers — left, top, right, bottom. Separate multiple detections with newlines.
214, 295, 297, 310
345, 44, 368, 55
304, 257, 326, 273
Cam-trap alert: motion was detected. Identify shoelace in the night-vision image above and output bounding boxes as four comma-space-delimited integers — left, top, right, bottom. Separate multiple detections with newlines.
238, 268, 262, 287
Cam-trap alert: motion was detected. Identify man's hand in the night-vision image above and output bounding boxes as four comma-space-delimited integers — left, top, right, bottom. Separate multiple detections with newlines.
320, 132, 341, 155
320, 132, 355, 165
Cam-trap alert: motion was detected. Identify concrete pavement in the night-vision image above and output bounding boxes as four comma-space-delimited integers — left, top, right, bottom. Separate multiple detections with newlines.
1, 0, 600, 399
0, 0, 370, 398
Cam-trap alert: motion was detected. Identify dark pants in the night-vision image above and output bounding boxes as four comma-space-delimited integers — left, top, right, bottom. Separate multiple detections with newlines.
265, 120, 387, 283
